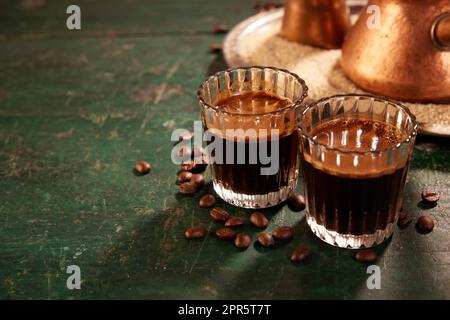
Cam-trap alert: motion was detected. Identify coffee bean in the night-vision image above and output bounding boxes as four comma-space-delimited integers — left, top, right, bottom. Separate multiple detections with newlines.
398, 216, 412, 229
234, 233, 252, 249
184, 225, 206, 239
225, 216, 245, 228
215, 227, 236, 240
177, 146, 207, 172
191, 174, 205, 189
355, 249, 377, 263
199, 194, 216, 208
134, 160, 151, 175
272, 226, 294, 240
250, 212, 269, 229
181, 161, 207, 174
213, 24, 228, 34
398, 207, 408, 220
421, 190, 440, 203
179, 182, 197, 195
210, 43, 222, 53
288, 194, 306, 212
177, 171, 193, 184
210, 207, 230, 222
178, 131, 193, 141
256, 233, 275, 247
397, 207, 411, 229
180, 161, 197, 172
290, 246, 310, 262
416, 215, 435, 233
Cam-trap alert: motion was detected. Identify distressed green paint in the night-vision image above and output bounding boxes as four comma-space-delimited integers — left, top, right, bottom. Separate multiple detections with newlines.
0, 0, 449, 299
0, 0, 250, 38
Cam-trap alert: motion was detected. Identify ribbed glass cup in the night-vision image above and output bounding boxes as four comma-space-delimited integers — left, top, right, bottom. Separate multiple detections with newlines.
197, 66, 308, 208
299, 94, 418, 249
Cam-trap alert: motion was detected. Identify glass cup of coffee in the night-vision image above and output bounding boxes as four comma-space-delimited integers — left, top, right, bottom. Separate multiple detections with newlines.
197, 66, 308, 208
299, 94, 418, 249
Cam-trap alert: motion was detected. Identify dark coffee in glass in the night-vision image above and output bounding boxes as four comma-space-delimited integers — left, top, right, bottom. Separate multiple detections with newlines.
198, 67, 308, 208
299, 95, 417, 249
207, 91, 299, 196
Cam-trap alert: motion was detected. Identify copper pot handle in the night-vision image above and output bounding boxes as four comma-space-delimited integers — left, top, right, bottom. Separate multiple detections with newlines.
431, 12, 450, 51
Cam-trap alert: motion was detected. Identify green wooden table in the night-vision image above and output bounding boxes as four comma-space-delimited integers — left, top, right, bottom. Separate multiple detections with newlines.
0, 0, 449, 299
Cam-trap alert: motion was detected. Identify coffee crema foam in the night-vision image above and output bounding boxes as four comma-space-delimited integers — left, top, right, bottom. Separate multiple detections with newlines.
304, 118, 409, 178
310, 118, 406, 152
214, 90, 292, 114
208, 90, 296, 141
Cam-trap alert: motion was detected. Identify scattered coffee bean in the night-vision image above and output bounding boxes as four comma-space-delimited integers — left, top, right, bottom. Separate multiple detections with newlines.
180, 161, 197, 172
177, 171, 193, 184
177, 146, 208, 173
215, 227, 236, 240
288, 193, 306, 212
213, 24, 228, 34
416, 215, 435, 233
179, 182, 197, 195
272, 226, 294, 240
199, 194, 216, 208
184, 225, 206, 239
134, 160, 151, 175
191, 174, 205, 189
225, 216, 245, 228
397, 207, 411, 229
175, 147, 207, 173
355, 249, 377, 263
234, 233, 252, 249
421, 190, 440, 204
178, 131, 193, 141
210, 207, 230, 222
290, 246, 310, 262
398, 207, 408, 220
256, 233, 275, 247
398, 216, 412, 229
210, 43, 222, 53
250, 212, 269, 229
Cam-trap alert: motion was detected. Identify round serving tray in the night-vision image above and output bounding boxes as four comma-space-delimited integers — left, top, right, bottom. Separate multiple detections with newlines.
223, 8, 450, 137
224, 9, 284, 68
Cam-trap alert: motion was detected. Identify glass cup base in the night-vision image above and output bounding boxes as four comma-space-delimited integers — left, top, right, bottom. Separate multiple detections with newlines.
306, 214, 395, 249
213, 179, 297, 209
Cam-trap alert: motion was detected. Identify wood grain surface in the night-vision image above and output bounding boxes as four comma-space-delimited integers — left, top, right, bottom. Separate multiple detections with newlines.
0, 0, 449, 299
